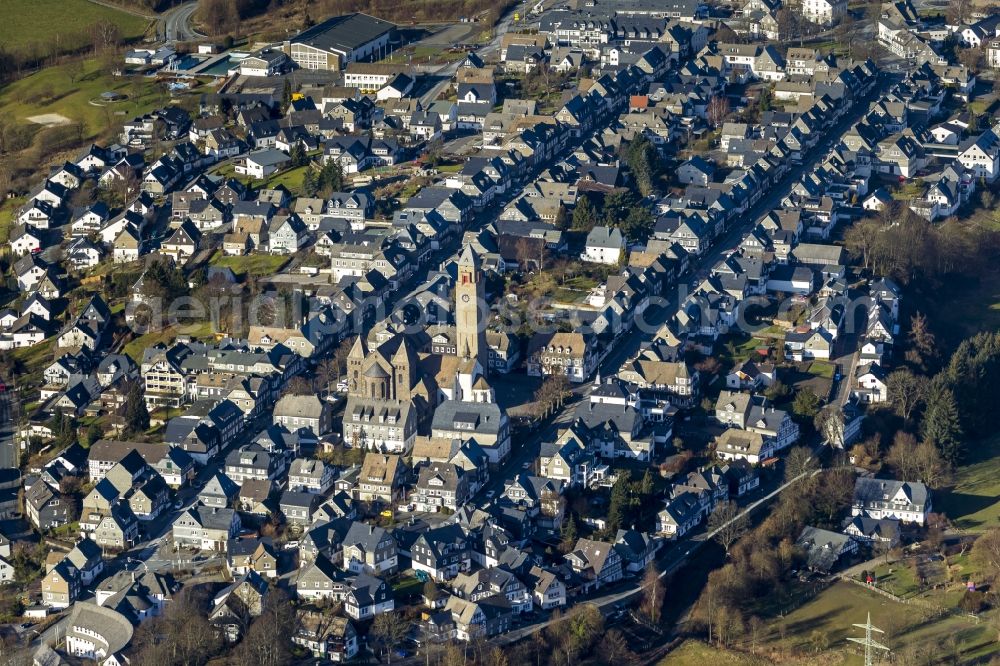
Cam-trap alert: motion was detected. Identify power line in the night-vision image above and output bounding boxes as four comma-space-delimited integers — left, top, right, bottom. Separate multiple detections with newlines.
847, 612, 890, 666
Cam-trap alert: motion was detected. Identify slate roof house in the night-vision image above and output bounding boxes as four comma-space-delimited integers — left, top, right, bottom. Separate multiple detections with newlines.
852, 478, 931, 525
563, 537, 623, 592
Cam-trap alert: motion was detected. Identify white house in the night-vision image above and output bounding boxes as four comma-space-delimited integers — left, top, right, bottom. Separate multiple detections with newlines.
235, 149, 291, 179
581, 226, 624, 265
852, 478, 931, 525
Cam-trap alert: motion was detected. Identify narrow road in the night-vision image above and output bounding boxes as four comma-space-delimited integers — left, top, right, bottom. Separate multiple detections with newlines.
418, 6, 517, 107
85, 0, 156, 19
0, 390, 18, 470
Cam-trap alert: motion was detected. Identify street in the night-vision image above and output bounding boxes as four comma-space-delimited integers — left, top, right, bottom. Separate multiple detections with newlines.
0, 390, 18, 470
162, 1, 202, 42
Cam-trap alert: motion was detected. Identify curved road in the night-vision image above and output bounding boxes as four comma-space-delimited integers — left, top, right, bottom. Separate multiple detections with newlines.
163, 1, 203, 42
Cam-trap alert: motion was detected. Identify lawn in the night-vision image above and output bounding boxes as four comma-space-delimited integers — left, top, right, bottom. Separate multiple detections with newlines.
391, 575, 423, 598
0, 58, 168, 142
756, 582, 997, 664
807, 361, 836, 379
209, 252, 290, 277
938, 432, 1000, 531
262, 164, 309, 194
0, 0, 150, 54
659, 641, 761, 665
0, 198, 26, 244
13, 337, 57, 386
550, 275, 599, 303
871, 562, 921, 598
720, 334, 768, 366
123, 322, 218, 363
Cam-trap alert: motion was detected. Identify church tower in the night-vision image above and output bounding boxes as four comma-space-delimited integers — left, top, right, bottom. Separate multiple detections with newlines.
346, 336, 368, 397
455, 245, 488, 373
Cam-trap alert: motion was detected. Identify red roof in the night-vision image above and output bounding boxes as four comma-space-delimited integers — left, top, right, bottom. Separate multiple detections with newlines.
629, 95, 648, 109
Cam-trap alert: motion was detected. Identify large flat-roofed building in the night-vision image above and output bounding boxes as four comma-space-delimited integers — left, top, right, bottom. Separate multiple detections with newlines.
285, 13, 397, 71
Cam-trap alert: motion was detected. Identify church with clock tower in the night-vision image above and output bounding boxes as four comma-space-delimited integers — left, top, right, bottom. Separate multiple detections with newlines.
343, 244, 510, 462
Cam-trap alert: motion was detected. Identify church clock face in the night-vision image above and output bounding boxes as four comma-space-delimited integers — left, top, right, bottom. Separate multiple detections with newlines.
461, 294, 471, 302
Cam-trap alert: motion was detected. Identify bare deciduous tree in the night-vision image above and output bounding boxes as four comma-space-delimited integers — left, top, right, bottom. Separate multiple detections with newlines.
640, 563, 665, 624
370, 611, 410, 664
709, 500, 748, 553
707, 95, 730, 128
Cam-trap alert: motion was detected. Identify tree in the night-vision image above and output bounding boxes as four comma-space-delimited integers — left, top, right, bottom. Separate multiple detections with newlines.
814, 405, 846, 448
559, 513, 578, 553
844, 217, 884, 275
534, 375, 571, 418
90, 19, 122, 54
623, 134, 657, 197
791, 388, 821, 422
232, 588, 295, 666
554, 204, 569, 230
332, 337, 353, 379
707, 95, 730, 128
971, 528, 1000, 589
887, 369, 927, 422
314, 356, 339, 395
709, 500, 748, 552
607, 470, 634, 532
784, 446, 818, 481
85, 423, 104, 447
620, 205, 653, 243
914, 439, 950, 486
122, 379, 150, 437
281, 79, 293, 114
640, 563, 665, 624
487, 646, 510, 666
289, 143, 307, 168
371, 611, 410, 664
908, 312, 938, 370
198, 0, 239, 35
571, 195, 597, 232
514, 236, 541, 272
776, 7, 797, 40
599, 629, 636, 664
66, 59, 85, 84
602, 189, 638, 228
886, 431, 920, 481
922, 378, 963, 464
946, 0, 973, 24
132, 586, 222, 665
422, 580, 439, 604
557, 604, 604, 663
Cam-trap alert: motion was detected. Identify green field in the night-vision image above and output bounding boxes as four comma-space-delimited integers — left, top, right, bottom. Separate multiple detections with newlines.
209, 252, 290, 277
660, 641, 762, 665
664, 582, 999, 665
0, 57, 167, 142
939, 433, 1000, 531
123, 322, 217, 363
0, 0, 150, 53
0, 198, 26, 244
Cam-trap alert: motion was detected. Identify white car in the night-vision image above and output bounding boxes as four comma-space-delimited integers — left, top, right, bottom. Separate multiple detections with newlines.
283, 541, 299, 550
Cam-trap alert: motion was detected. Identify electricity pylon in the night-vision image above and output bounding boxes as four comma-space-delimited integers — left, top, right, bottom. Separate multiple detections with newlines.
847, 612, 890, 666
